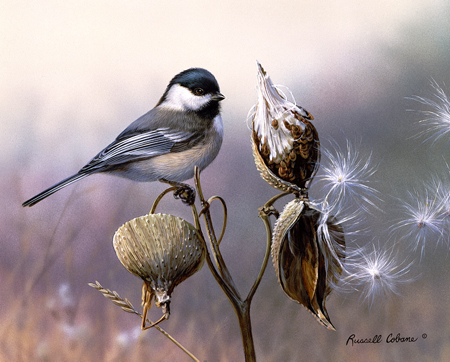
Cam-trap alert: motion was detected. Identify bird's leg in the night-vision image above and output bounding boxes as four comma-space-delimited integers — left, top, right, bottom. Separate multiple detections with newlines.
159, 179, 196, 206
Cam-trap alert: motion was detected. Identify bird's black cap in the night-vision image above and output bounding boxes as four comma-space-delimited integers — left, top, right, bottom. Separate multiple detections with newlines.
169, 67, 221, 95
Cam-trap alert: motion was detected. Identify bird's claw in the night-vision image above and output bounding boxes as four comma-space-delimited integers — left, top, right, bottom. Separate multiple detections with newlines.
173, 185, 196, 206
159, 179, 196, 206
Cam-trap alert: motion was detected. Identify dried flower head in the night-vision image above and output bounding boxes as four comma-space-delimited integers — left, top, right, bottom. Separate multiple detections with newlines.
390, 183, 447, 257
272, 198, 345, 330
113, 213, 205, 328
250, 62, 320, 195
341, 243, 416, 307
318, 139, 380, 213
435, 174, 450, 224
411, 80, 450, 144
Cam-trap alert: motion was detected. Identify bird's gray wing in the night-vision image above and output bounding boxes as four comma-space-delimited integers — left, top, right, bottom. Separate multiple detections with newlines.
79, 127, 202, 172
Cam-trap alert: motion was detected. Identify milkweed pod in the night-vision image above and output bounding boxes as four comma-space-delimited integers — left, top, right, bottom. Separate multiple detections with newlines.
113, 213, 205, 328
272, 199, 345, 330
251, 62, 320, 194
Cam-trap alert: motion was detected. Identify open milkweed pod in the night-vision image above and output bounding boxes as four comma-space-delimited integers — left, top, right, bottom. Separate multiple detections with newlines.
113, 213, 205, 329
272, 199, 345, 330
251, 62, 320, 195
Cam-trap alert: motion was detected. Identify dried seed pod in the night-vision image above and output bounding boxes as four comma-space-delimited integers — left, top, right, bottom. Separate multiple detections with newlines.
113, 213, 205, 329
289, 150, 297, 161
251, 62, 320, 193
272, 199, 345, 331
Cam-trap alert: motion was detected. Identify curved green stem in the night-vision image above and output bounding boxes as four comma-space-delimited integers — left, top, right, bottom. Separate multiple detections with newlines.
149, 186, 178, 214
194, 168, 240, 299
246, 191, 290, 303
200, 196, 227, 245
189, 202, 238, 302
246, 209, 272, 304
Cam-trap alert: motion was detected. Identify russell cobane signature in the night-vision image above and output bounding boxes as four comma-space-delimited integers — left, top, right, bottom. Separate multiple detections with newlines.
346, 332, 427, 346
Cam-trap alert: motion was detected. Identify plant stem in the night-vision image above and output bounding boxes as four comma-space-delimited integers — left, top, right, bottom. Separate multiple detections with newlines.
235, 301, 256, 362
194, 168, 241, 298
235, 192, 290, 361
192, 168, 290, 361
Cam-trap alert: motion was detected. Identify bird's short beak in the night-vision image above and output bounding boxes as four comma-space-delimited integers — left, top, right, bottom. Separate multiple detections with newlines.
212, 92, 225, 101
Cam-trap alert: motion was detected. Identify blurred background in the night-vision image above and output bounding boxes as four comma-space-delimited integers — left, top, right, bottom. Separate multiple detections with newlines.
2, 0, 450, 361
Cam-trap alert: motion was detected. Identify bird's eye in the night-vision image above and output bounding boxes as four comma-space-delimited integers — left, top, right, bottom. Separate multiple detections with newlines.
193, 88, 205, 96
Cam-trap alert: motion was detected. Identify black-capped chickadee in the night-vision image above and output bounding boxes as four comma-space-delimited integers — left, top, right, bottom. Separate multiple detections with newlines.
22, 68, 225, 207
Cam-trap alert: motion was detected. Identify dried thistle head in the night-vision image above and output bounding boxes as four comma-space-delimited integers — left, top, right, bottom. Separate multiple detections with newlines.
318, 139, 381, 213
272, 199, 345, 330
341, 243, 416, 307
410, 80, 450, 145
250, 62, 320, 194
113, 213, 205, 329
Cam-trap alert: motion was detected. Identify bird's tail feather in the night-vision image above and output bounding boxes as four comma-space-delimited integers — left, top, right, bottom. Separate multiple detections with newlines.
22, 173, 89, 207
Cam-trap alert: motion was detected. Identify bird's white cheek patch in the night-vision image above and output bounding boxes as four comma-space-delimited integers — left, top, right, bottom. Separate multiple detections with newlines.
161, 84, 211, 111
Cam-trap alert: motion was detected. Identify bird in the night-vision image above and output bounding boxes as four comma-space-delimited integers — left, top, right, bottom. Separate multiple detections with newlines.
22, 68, 225, 207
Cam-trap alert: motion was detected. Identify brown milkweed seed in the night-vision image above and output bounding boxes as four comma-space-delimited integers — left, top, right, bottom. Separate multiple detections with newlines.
272, 119, 279, 130
283, 120, 292, 131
